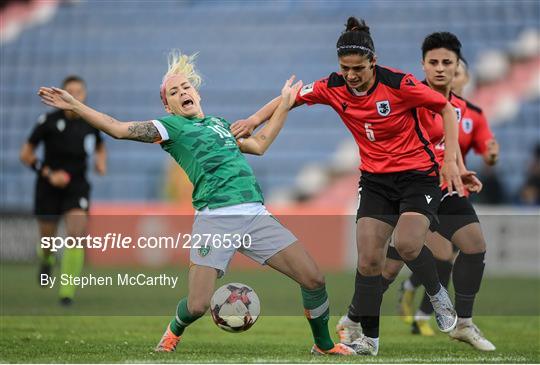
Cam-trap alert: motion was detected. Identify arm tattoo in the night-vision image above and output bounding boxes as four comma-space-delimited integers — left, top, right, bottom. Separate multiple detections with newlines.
127, 121, 161, 143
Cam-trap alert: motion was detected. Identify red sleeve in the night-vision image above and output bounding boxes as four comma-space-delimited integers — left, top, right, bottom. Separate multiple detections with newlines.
471, 110, 494, 154
295, 78, 330, 106
399, 75, 448, 113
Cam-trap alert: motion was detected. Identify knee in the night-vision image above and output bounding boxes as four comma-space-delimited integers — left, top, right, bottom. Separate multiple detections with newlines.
301, 272, 326, 290
464, 240, 486, 254
358, 255, 383, 275
394, 231, 425, 260
382, 260, 402, 281
438, 245, 454, 261
394, 244, 421, 261
187, 298, 210, 317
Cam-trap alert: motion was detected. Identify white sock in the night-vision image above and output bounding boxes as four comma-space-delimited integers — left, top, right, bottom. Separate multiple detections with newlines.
403, 279, 415, 291
367, 337, 379, 351
457, 317, 473, 326
414, 310, 431, 321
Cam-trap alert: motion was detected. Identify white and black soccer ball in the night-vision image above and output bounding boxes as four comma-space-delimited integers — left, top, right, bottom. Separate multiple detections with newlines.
210, 282, 260, 333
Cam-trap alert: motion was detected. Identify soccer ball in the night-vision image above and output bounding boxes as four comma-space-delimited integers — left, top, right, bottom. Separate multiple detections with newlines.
210, 282, 260, 333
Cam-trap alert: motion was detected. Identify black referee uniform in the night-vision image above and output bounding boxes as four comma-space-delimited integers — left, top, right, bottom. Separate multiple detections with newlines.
28, 110, 103, 219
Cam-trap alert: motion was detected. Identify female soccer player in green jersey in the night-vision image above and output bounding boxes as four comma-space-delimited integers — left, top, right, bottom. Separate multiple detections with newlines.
38, 50, 355, 356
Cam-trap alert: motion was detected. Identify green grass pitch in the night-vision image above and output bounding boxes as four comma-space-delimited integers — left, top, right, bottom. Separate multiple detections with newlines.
1, 264, 539, 363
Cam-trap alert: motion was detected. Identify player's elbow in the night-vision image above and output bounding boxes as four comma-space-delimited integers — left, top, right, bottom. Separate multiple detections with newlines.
251, 146, 266, 156
110, 128, 127, 140
19, 144, 33, 165
239, 140, 265, 156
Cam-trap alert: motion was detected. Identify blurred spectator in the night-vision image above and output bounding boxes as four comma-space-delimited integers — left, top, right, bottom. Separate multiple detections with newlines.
519, 143, 540, 205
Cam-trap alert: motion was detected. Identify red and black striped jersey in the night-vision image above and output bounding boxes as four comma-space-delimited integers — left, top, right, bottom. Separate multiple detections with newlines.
295, 65, 448, 174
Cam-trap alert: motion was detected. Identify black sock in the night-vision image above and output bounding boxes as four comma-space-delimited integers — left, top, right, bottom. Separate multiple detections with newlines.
409, 272, 422, 288
348, 272, 382, 338
381, 276, 394, 294
419, 259, 453, 314
453, 251, 485, 318
403, 246, 440, 296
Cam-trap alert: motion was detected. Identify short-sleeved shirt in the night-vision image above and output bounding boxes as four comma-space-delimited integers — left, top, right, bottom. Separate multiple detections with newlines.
418, 90, 494, 166
417, 90, 468, 167
295, 65, 448, 174
27, 110, 103, 179
152, 115, 264, 210
460, 100, 494, 164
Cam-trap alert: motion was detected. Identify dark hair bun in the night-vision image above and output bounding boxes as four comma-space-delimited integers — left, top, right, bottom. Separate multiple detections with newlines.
346, 17, 370, 34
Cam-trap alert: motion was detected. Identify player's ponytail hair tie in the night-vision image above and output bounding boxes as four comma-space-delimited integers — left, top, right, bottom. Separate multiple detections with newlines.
336, 16, 375, 60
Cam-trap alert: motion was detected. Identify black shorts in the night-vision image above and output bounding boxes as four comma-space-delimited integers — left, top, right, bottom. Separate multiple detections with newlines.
34, 177, 90, 221
433, 190, 479, 241
356, 170, 441, 227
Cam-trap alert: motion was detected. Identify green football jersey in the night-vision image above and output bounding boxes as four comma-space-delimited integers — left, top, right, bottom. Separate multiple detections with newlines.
154, 115, 264, 210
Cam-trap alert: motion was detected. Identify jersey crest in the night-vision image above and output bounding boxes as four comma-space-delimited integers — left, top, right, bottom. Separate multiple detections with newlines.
376, 100, 391, 116
56, 119, 66, 132
462, 118, 473, 134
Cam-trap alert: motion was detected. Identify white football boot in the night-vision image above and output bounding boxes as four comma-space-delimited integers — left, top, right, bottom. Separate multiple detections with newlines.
349, 334, 378, 356
449, 320, 496, 351
336, 315, 363, 344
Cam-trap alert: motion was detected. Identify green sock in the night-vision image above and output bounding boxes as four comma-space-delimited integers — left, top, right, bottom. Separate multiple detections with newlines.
58, 247, 84, 299
169, 298, 203, 336
301, 285, 334, 351
36, 244, 55, 266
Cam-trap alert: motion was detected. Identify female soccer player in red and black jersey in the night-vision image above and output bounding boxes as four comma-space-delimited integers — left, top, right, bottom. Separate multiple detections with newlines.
382, 32, 496, 351
452, 60, 499, 167
233, 17, 469, 355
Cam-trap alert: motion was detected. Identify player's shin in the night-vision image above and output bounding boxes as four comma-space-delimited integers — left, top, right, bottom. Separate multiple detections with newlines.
301, 285, 334, 351
418, 258, 453, 315
452, 251, 485, 318
348, 271, 382, 340
381, 276, 394, 294
58, 247, 84, 300
169, 297, 203, 336
403, 246, 441, 296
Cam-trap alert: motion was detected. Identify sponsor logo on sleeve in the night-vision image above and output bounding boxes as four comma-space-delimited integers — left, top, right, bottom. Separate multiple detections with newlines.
300, 82, 314, 96
455, 108, 462, 123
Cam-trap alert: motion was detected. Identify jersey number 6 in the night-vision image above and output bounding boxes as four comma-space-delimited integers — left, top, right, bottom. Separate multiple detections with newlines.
365, 123, 376, 142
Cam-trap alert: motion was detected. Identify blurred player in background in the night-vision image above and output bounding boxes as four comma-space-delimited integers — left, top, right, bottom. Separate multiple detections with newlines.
381, 32, 497, 351
20, 75, 107, 305
37, 51, 356, 356
232, 17, 473, 356
452, 58, 499, 168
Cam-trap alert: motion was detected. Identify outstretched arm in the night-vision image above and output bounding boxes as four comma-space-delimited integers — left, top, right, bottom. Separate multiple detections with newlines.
238, 76, 302, 156
230, 96, 282, 138
439, 102, 464, 196
38, 87, 161, 143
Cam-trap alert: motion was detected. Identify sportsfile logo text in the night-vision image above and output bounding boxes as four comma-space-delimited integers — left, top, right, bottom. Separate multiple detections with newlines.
40, 232, 253, 252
